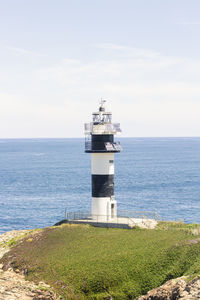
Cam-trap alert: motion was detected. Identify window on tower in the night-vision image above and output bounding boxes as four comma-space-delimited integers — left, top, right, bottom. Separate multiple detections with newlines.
102, 114, 112, 123
93, 114, 100, 123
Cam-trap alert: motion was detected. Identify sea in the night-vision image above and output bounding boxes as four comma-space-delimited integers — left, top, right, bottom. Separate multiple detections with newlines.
0, 137, 200, 234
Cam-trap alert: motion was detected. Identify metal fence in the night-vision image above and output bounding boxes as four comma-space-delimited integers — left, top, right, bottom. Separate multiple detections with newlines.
84, 123, 121, 134
65, 210, 161, 220
85, 140, 122, 152
64, 210, 161, 228
117, 210, 162, 221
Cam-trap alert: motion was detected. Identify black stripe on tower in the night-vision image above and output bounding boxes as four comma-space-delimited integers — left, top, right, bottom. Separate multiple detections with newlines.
92, 134, 113, 151
92, 174, 114, 197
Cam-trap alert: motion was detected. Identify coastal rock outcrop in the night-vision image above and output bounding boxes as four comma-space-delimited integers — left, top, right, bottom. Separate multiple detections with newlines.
137, 276, 200, 300
0, 230, 57, 300
1, 229, 200, 299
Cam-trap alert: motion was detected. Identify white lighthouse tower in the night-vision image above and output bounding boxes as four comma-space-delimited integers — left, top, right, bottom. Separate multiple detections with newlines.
84, 101, 122, 221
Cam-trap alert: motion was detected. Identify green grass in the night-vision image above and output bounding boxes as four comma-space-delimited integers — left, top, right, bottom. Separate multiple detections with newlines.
1, 223, 200, 299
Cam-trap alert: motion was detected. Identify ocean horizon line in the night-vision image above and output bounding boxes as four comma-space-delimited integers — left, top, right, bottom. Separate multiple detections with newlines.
0, 136, 200, 140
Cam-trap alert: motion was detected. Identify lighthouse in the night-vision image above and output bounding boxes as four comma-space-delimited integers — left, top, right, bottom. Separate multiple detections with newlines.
84, 101, 122, 221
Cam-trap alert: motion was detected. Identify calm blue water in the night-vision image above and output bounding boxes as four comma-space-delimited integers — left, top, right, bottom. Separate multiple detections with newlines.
0, 138, 200, 234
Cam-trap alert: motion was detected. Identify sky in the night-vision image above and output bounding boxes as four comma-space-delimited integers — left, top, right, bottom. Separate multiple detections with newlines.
0, 0, 200, 138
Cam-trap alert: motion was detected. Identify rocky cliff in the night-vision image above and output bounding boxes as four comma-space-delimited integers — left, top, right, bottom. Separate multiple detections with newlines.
137, 276, 200, 300
1, 229, 200, 300
0, 230, 57, 300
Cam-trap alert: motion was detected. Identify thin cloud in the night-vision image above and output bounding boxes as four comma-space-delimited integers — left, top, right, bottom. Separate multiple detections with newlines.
93, 43, 131, 51
93, 43, 161, 59
7, 46, 46, 57
37, 44, 184, 88
177, 21, 200, 25
1, 44, 200, 137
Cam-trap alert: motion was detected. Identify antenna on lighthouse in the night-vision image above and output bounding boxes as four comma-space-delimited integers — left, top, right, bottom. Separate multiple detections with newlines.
99, 99, 106, 111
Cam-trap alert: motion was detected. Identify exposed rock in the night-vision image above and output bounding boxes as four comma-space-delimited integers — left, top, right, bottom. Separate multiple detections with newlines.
0, 230, 28, 260
137, 276, 200, 300
0, 266, 57, 299
1, 229, 200, 300
0, 230, 58, 300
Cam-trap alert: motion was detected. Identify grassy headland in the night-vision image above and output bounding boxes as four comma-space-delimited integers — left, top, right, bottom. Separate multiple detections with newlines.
1, 222, 200, 299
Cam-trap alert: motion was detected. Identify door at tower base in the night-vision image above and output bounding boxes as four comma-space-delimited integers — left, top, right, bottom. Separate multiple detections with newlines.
92, 197, 117, 221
